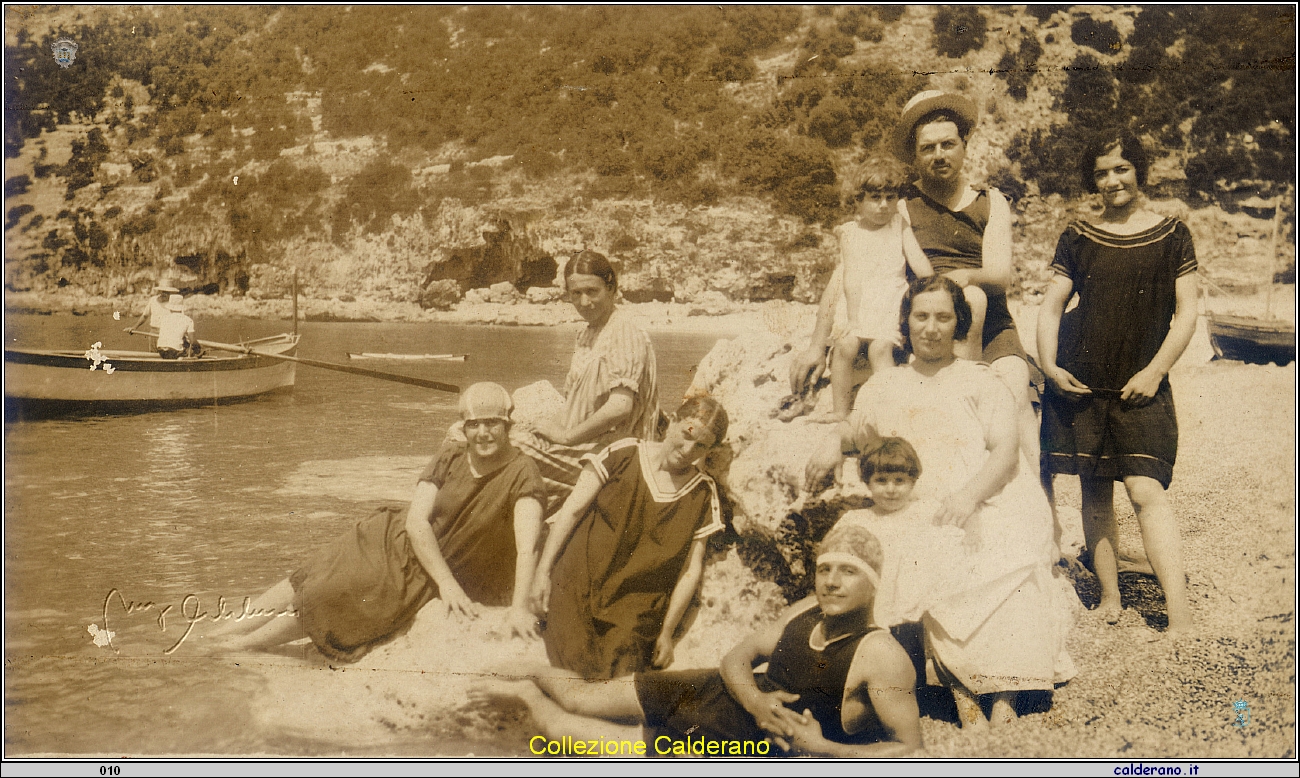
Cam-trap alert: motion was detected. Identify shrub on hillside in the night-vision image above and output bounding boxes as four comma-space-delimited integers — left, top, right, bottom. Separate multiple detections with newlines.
933, 7, 987, 59
5, 174, 31, 197
1071, 16, 1123, 55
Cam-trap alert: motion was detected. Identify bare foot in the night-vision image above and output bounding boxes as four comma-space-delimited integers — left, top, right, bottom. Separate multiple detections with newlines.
467, 676, 544, 707
804, 410, 847, 425
1094, 597, 1122, 625
990, 693, 1017, 728
1117, 550, 1156, 576
1147, 621, 1195, 645
952, 687, 988, 731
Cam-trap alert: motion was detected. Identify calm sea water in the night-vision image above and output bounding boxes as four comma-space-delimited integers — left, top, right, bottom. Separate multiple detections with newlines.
3, 313, 727, 756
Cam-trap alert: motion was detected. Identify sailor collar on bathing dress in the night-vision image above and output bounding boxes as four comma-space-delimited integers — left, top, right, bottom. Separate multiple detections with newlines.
637, 443, 706, 503
1073, 216, 1178, 249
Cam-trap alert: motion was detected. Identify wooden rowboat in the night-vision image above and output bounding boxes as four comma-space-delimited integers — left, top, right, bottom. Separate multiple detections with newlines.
346, 352, 468, 362
1207, 314, 1296, 366
4, 333, 299, 416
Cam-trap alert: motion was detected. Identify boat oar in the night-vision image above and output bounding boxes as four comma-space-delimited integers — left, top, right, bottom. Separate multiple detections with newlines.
128, 330, 460, 394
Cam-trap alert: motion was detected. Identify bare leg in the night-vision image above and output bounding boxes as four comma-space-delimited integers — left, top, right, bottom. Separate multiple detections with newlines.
1124, 475, 1192, 637
469, 669, 644, 742
1081, 477, 1122, 624
990, 692, 1017, 727
211, 610, 306, 654
952, 684, 987, 731
866, 338, 897, 376
956, 285, 986, 362
827, 335, 862, 421
207, 578, 295, 640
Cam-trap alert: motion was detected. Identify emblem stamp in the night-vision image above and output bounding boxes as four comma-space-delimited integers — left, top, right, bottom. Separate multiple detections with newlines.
51, 37, 78, 68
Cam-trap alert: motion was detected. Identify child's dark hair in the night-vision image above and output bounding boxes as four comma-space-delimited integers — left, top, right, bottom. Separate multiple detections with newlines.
858, 437, 922, 482
852, 154, 911, 203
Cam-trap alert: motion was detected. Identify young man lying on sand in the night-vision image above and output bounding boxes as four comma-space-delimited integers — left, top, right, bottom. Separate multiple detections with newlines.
469, 524, 922, 757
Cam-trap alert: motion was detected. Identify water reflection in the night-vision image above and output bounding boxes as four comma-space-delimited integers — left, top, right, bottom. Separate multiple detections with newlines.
5, 314, 727, 755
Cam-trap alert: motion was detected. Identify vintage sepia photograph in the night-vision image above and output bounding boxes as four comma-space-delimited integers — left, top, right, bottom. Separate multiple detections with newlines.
4, 4, 1295, 763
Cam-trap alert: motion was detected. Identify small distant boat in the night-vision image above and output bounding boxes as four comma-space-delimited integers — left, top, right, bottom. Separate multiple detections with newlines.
1208, 314, 1296, 366
346, 352, 468, 362
1204, 188, 1296, 368
5, 333, 299, 416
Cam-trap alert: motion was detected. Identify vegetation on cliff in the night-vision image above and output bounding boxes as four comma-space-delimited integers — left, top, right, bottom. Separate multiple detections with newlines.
3, 6, 1294, 306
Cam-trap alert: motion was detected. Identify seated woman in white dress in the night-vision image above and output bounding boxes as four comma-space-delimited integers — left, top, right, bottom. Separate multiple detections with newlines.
806, 276, 1075, 729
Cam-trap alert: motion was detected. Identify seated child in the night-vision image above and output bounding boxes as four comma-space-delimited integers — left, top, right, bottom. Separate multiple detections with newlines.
155, 294, 202, 359
826, 156, 934, 422
470, 523, 922, 757
835, 438, 965, 629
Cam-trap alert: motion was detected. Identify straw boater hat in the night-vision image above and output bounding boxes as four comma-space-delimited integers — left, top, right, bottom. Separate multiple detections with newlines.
164, 294, 185, 312
458, 381, 513, 422
155, 283, 180, 294
892, 90, 979, 163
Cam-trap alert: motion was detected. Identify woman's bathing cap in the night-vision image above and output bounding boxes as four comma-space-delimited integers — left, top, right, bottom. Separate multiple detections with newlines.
459, 382, 514, 422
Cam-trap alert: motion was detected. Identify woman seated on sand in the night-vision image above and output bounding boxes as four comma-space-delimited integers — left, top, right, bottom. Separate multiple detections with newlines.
513, 250, 660, 514
530, 397, 728, 680
471, 523, 922, 758
805, 277, 1075, 729
207, 382, 545, 660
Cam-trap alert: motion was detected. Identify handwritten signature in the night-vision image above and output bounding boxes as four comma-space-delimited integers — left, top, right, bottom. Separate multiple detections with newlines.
94, 588, 297, 654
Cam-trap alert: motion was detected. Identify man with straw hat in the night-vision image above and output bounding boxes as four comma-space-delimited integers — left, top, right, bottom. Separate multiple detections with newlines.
469, 523, 922, 757
894, 90, 1043, 473
154, 294, 201, 359
127, 279, 181, 338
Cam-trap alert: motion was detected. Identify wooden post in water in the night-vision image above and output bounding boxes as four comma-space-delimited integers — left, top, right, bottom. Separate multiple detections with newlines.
292, 269, 299, 336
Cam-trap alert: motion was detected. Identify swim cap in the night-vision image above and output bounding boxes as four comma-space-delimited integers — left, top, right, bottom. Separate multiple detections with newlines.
459, 382, 513, 422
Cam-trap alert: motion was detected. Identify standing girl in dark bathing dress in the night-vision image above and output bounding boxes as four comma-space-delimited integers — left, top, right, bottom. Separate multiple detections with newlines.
1037, 131, 1199, 638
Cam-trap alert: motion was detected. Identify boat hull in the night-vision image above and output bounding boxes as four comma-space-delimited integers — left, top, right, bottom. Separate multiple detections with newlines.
1208, 315, 1296, 366
4, 334, 298, 415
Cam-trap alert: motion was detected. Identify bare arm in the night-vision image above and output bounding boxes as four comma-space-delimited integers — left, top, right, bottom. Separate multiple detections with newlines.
720, 597, 817, 738
1121, 273, 1200, 402
789, 266, 843, 395
404, 481, 479, 618
505, 496, 544, 638
779, 634, 921, 757
902, 226, 934, 278
841, 234, 863, 331
1036, 274, 1090, 395
948, 189, 1013, 288
652, 537, 707, 668
530, 465, 603, 613
535, 387, 634, 446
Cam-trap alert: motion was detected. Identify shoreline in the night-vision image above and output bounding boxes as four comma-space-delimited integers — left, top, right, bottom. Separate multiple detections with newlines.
6, 284, 1294, 350
2, 289, 800, 338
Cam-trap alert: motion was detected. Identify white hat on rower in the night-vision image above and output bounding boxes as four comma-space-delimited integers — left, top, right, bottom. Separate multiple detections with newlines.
164, 294, 185, 312
893, 90, 979, 163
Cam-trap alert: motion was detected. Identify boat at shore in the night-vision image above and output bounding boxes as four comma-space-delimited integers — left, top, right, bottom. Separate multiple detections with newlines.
1207, 313, 1296, 366
4, 333, 299, 416
346, 352, 467, 362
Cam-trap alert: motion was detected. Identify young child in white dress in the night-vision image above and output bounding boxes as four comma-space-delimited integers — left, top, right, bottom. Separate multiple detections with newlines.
835, 438, 964, 629
826, 157, 934, 421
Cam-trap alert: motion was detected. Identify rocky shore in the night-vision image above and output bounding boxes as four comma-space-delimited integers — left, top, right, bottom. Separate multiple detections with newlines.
231, 309, 1293, 759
